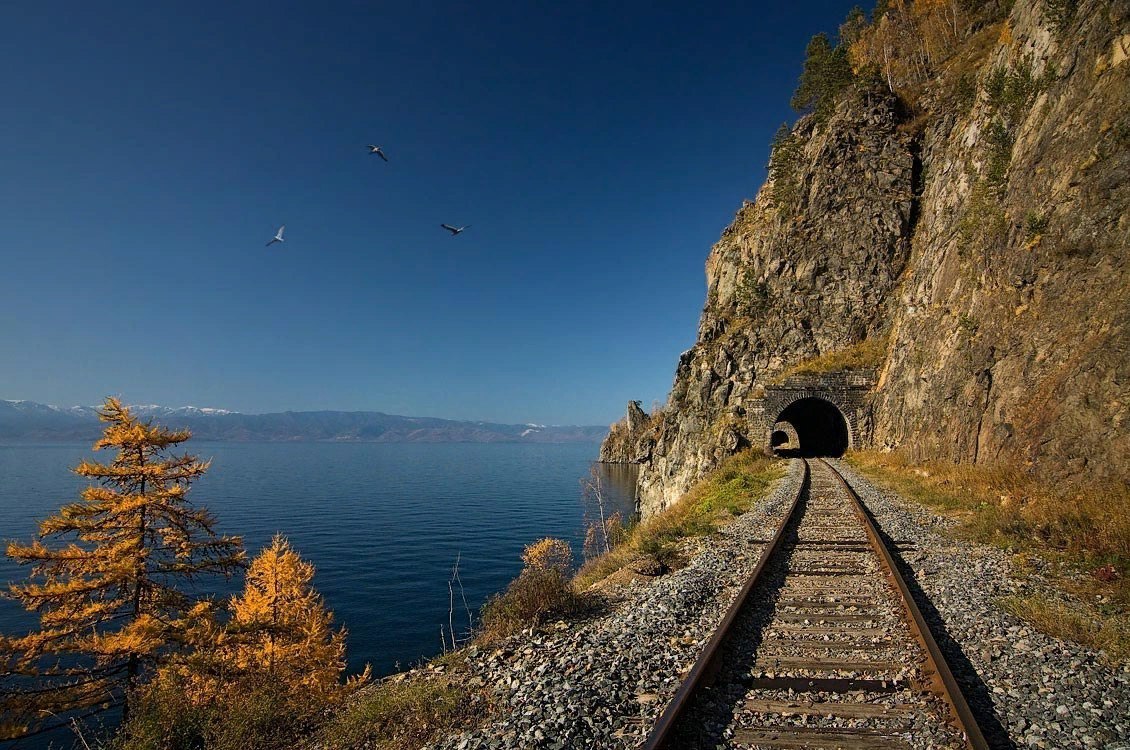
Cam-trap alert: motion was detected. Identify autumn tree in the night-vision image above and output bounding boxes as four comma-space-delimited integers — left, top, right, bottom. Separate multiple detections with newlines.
847, 0, 972, 93
223, 535, 353, 703
116, 536, 361, 750
1, 397, 244, 739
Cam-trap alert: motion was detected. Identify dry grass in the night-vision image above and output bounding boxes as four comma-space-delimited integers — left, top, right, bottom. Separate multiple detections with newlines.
574, 451, 785, 590
848, 450, 1130, 661
770, 336, 889, 383
321, 674, 479, 750
477, 567, 585, 642
1001, 594, 1130, 663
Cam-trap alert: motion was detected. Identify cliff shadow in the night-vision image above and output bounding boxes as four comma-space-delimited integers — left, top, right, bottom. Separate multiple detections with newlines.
861, 507, 1016, 749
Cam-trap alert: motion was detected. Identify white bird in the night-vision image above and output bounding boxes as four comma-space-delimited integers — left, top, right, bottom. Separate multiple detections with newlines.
266, 225, 286, 247
441, 224, 470, 236
367, 145, 388, 162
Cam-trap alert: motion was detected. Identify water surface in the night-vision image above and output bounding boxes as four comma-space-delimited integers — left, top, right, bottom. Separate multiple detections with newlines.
0, 442, 636, 679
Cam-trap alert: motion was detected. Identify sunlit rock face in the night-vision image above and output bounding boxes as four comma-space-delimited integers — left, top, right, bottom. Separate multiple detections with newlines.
617, 0, 1130, 518
633, 83, 917, 517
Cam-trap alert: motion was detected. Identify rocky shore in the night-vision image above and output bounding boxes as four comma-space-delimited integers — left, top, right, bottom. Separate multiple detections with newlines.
425, 459, 1128, 749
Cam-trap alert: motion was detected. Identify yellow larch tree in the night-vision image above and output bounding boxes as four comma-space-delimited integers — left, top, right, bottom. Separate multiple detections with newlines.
121, 537, 362, 748
222, 534, 353, 705
1, 397, 244, 740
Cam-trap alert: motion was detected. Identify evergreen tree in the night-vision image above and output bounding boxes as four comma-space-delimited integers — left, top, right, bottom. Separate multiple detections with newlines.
791, 32, 855, 115
839, 6, 869, 47
768, 123, 804, 211
1, 397, 244, 739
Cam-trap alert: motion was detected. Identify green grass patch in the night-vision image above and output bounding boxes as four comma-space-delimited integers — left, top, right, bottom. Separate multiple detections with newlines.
575, 451, 784, 590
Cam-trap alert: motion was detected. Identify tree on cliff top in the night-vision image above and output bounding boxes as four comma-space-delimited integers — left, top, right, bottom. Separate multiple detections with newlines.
791, 32, 855, 115
1, 397, 244, 739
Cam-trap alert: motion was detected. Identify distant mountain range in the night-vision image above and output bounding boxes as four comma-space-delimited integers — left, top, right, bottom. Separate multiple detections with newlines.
0, 400, 609, 444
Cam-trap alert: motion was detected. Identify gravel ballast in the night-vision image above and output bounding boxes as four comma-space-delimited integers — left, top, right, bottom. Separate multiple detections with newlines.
426, 459, 1129, 749
831, 459, 1130, 750
432, 460, 805, 749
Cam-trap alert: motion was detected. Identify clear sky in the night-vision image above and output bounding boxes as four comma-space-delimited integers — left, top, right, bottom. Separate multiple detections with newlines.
1, 1, 859, 425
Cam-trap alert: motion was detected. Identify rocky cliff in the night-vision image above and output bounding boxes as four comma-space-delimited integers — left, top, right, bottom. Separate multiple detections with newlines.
604, 0, 1130, 517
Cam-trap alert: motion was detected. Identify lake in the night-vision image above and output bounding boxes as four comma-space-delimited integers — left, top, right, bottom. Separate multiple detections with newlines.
0, 442, 636, 683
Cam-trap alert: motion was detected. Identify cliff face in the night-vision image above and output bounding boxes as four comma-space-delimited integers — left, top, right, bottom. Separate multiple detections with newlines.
633, 83, 918, 514
598, 401, 654, 463
606, 0, 1130, 517
871, 3, 1130, 485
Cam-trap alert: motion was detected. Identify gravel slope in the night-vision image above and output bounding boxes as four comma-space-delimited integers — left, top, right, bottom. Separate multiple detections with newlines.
429, 459, 1129, 749
831, 459, 1130, 750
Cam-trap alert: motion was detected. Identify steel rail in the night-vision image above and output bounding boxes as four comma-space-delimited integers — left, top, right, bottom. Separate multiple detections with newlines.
640, 460, 810, 750
821, 457, 990, 750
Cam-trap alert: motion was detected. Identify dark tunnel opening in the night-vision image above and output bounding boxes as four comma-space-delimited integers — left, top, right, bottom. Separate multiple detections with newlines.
774, 398, 849, 457
770, 430, 789, 448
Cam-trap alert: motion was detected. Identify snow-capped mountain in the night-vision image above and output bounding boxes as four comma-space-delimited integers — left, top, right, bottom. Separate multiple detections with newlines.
124, 404, 238, 418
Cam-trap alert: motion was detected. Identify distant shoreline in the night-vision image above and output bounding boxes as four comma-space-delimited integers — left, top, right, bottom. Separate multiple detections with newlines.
1, 400, 611, 444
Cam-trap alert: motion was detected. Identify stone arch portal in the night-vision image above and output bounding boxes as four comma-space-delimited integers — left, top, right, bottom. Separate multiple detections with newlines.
772, 397, 850, 457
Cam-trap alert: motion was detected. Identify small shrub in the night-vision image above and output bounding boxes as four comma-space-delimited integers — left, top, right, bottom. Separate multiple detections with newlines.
637, 536, 680, 569
479, 567, 582, 641
735, 272, 773, 317
1041, 0, 1077, 33
521, 537, 572, 573
958, 314, 979, 334
479, 537, 583, 641
1025, 211, 1049, 239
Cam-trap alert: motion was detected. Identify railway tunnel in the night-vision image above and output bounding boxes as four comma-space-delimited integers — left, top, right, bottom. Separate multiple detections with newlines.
771, 396, 850, 457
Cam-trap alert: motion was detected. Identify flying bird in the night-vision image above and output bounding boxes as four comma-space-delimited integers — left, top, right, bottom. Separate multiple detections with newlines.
441, 224, 470, 236
367, 145, 388, 162
266, 225, 286, 247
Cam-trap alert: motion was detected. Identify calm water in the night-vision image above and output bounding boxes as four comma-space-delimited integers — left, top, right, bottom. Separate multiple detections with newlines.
0, 442, 636, 683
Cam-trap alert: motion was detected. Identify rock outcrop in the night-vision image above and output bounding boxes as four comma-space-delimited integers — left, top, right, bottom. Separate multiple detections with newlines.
603, 0, 1130, 517
598, 400, 654, 463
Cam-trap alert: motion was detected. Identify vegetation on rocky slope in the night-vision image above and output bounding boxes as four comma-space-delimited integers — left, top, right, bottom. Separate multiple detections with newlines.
318, 662, 479, 750
848, 450, 1129, 662
576, 452, 784, 590
769, 336, 891, 382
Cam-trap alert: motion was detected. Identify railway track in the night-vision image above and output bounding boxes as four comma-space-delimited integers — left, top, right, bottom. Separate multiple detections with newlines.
642, 458, 989, 750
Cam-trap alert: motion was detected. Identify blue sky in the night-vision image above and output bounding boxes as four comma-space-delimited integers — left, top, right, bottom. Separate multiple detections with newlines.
1, 1, 859, 425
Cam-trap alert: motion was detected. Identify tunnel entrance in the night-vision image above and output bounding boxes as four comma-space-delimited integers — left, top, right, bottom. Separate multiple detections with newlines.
773, 397, 849, 457
770, 430, 790, 448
